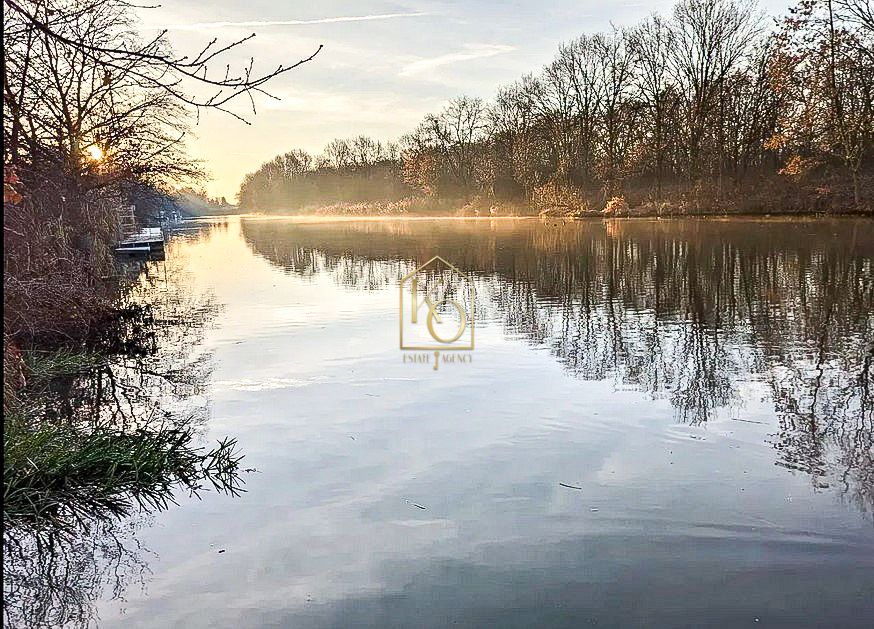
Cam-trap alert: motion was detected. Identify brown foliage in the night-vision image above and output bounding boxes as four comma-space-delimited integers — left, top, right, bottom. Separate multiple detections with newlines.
3, 165, 120, 344
240, 0, 873, 216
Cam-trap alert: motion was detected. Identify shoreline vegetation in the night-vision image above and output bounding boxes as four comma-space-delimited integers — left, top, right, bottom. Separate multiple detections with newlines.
3, 282, 244, 529
2, 0, 316, 534
238, 0, 873, 219
244, 195, 873, 219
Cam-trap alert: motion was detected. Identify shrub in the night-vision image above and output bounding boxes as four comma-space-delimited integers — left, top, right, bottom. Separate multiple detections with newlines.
602, 196, 629, 215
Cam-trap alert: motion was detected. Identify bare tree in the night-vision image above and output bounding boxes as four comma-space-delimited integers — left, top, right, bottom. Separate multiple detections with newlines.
630, 14, 678, 195
670, 0, 762, 179
4, 0, 204, 188
489, 75, 543, 197
3, 0, 322, 124
321, 138, 353, 171
596, 28, 637, 196
406, 96, 487, 192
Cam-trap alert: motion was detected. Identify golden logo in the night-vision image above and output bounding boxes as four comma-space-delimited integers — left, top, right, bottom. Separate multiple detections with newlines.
400, 256, 474, 369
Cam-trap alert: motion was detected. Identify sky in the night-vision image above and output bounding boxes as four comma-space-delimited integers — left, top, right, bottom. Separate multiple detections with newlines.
137, 1, 793, 200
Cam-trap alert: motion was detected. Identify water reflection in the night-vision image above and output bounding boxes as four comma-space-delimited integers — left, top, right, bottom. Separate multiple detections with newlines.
4, 515, 152, 628
3, 251, 243, 628
242, 217, 873, 517
28, 261, 215, 432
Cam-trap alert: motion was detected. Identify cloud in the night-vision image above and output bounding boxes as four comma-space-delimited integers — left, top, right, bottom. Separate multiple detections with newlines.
399, 44, 516, 77
259, 88, 433, 127
162, 12, 430, 31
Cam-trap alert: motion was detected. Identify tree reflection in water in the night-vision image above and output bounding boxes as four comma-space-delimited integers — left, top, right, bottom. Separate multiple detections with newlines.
242, 217, 873, 517
3, 252, 243, 628
4, 514, 152, 629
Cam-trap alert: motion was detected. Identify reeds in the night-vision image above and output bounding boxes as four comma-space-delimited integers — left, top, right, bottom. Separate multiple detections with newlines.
4, 419, 243, 525
4, 342, 242, 528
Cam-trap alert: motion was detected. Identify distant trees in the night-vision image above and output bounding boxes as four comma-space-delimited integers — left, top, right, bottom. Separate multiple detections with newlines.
239, 0, 871, 215
237, 137, 407, 211
401, 96, 488, 196
629, 15, 676, 196
670, 0, 762, 177
490, 76, 542, 198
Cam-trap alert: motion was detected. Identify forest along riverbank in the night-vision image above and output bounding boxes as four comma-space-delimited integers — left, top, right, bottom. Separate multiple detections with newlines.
236, 1, 873, 219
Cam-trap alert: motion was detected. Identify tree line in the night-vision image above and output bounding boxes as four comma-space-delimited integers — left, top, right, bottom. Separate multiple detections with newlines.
239, 0, 873, 215
237, 136, 408, 210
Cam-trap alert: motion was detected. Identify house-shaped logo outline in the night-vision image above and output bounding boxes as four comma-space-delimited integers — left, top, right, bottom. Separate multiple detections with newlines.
399, 255, 475, 351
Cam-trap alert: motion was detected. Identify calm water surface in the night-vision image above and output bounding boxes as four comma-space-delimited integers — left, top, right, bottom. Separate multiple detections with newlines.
37, 217, 874, 627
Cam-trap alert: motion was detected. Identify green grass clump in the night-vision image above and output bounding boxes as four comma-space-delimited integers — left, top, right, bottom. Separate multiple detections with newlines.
3, 420, 243, 524
19, 348, 103, 391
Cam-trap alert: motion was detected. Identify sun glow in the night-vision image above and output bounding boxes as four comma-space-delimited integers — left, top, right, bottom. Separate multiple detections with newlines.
85, 144, 104, 161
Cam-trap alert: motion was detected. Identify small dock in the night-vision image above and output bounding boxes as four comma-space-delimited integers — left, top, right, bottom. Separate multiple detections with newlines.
114, 204, 165, 258
115, 227, 165, 257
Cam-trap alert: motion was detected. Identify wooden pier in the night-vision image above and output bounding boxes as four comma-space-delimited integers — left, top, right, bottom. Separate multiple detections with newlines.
114, 205, 165, 258
115, 226, 165, 258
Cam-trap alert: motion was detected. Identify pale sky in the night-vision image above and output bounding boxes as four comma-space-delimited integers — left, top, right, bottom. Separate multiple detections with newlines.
138, 1, 792, 200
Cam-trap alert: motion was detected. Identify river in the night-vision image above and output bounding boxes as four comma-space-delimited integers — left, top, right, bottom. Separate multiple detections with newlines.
10, 216, 874, 628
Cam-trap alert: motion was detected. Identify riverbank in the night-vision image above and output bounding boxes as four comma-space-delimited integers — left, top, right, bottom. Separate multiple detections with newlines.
2, 263, 243, 530
258, 182, 874, 219
253, 203, 874, 219
298, 196, 534, 217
